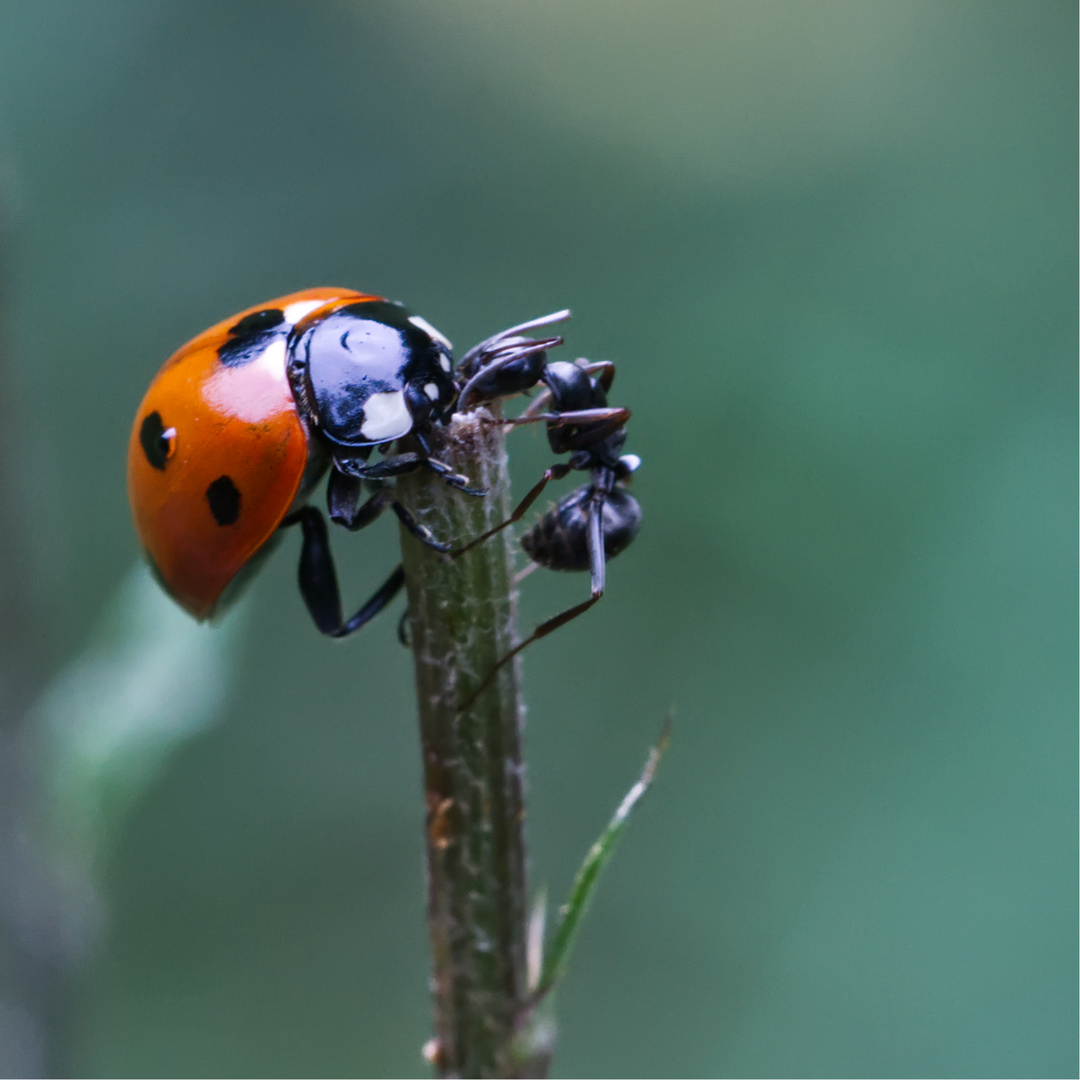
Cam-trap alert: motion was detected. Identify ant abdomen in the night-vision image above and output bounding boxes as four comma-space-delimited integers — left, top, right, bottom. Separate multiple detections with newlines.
521, 485, 641, 573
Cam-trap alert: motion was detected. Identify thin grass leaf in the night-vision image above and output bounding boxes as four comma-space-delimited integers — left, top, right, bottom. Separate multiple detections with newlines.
527, 887, 548, 992
533, 710, 673, 1003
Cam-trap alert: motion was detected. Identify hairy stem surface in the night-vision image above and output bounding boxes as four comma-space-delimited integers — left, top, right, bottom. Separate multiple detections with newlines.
397, 410, 535, 1078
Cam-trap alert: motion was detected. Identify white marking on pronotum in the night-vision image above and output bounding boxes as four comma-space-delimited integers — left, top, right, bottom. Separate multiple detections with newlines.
206, 338, 289, 422
251, 337, 288, 381
282, 299, 326, 325
423, 383, 439, 400
359, 390, 411, 441
409, 314, 453, 351
439, 354, 451, 373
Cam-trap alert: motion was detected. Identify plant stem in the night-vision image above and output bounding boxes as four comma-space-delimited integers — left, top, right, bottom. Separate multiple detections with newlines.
397, 409, 536, 1079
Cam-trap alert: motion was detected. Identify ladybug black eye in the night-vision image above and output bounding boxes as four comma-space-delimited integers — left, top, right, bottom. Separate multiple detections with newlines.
140, 411, 176, 470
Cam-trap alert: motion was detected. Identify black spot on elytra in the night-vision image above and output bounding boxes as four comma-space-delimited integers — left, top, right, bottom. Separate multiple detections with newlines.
206, 475, 241, 526
218, 308, 286, 367
229, 308, 285, 336
140, 411, 173, 470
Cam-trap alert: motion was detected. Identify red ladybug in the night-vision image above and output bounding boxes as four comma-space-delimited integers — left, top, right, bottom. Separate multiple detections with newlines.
127, 288, 473, 636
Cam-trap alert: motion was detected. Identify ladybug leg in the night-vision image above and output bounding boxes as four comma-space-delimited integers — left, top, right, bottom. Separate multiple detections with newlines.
327, 469, 449, 552
337, 451, 485, 498
408, 431, 486, 497
450, 462, 573, 558
387, 497, 451, 552
334, 565, 407, 638
335, 452, 424, 479
420, 456, 486, 497
290, 505, 405, 637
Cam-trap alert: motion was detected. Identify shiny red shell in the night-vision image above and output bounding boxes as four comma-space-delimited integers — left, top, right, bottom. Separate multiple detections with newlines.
127, 287, 379, 619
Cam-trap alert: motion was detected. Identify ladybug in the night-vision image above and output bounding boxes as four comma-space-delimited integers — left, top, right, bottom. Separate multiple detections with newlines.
128, 287, 478, 637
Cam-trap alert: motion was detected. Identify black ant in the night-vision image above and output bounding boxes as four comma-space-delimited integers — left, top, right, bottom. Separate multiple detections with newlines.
453, 312, 642, 678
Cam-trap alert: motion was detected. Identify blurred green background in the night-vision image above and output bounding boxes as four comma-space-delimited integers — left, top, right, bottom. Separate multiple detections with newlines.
0, 2, 1075, 1076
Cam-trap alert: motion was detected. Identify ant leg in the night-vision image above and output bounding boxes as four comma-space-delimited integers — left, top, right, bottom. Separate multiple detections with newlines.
492, 406, 627, 427
513, 561, 541, 585
289, 506, 405, 637
493, 406, 631, 457
458, 492, 606, 710
584, 483, 607, 597
579, 359, 616, 393
501, 362, 613, 424
451, 462, 573, 558
519, 386, 553, 419
327, 471, 449, 552
497, 405, 630, 440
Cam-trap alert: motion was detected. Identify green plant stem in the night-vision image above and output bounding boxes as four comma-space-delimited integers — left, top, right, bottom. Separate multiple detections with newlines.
396, 409, 534, 1079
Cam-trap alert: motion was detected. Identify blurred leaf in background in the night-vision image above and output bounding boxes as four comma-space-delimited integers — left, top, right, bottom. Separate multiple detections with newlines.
0, 561, 246, 1077
33, 564, 247, 872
